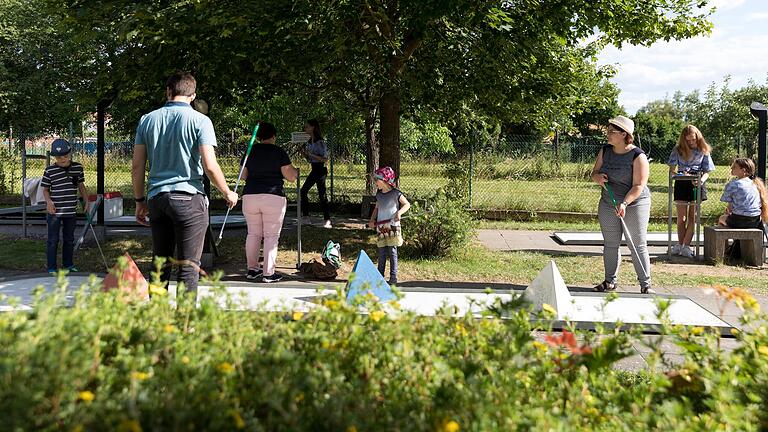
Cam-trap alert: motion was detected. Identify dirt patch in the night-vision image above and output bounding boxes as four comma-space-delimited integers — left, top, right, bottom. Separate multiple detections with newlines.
651, 255, 768, 278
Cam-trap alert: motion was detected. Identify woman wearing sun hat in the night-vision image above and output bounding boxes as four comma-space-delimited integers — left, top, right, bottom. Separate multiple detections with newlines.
589, 115, 653, 294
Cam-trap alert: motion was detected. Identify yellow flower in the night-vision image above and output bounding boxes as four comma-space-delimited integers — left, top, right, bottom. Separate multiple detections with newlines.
690, 327, 704, 336
118, 420, 142, 432
542, 303, 557, 315
731, 328, 740, 337
370, 310, 386, 322
218, 362, 235, 374
346, 426, 358, 432
164, 324, 177, 333
78, 390, 95, 402
292, 311, 304, 321
295, 392, 305, 403
758, 346, 768, 357
532, 341, 548, 352
131, 371, 150, 381
454, 323, 468, 337
181, 356, 190, 364
228, 409, 245, 429
712, 284, 760, 313
324, 299, 340, 309
148, 284, 166, 297
72, 425, 84, 432
443, 419, 460, 432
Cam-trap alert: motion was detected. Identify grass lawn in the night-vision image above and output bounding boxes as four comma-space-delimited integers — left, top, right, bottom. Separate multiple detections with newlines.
6, 156, 734, 219
2, 221, 766, 295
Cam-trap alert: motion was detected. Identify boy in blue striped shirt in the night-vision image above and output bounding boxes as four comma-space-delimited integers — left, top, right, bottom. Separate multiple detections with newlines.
41, 139, 89, 274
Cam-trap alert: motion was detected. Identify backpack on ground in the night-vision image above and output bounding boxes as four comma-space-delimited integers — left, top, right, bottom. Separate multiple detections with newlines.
298, 259, 338, 280
322, 240, 341, 269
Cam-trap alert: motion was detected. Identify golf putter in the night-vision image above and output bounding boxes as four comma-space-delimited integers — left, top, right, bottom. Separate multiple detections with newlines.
216, 123, 260, 246
604, 183, 649, 277
296, 166, 302, 269
74, 195, 109, 270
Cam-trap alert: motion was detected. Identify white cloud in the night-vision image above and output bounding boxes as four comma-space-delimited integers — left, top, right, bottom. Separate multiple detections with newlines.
709, 0, 747, 11
598, 7, 768, 114
746, 11, 768, 20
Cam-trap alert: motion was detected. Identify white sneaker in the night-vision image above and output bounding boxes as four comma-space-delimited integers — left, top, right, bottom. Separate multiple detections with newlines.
680, 245, 695, 258
670, 244, 681, 255
323, 220, 332, 229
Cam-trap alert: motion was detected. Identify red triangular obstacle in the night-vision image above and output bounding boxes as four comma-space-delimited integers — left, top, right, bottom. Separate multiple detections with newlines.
102, 253, 149, 300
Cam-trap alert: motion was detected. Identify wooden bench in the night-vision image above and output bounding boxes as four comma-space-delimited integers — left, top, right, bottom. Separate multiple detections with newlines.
703, 226, 765, 267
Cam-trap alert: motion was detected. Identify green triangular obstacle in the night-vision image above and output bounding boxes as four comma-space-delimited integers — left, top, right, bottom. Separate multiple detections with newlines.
345, 250, 396, 304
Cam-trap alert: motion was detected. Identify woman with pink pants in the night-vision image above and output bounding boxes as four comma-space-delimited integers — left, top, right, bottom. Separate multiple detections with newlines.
241, 122, 298, 283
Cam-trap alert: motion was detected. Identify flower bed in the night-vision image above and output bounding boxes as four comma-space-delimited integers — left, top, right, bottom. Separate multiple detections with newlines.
0, 278, 766, 431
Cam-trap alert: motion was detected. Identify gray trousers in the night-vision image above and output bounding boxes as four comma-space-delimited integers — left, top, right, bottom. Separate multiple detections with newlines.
377, 246, 398, 283
598, 198, 651, 289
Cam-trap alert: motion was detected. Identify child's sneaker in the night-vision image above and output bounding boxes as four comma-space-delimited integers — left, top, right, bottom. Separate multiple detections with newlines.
670, 243, 681, 255
67, 266, 79, 273
48, 268, 57, 276
246, 269, 263, 280
680, 245, 695, 258
262, 273, 283, 283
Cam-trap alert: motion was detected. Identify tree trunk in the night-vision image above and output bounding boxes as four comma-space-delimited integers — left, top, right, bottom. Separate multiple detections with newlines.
379, 90, 401, 183
364, 106, 379, 195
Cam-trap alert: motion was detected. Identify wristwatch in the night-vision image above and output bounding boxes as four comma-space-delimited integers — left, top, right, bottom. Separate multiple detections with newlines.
135, 196, 146, 203
621, 201, 628, 207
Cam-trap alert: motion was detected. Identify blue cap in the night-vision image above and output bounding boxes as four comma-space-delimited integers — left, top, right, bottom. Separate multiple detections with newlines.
50, 139, 71, 156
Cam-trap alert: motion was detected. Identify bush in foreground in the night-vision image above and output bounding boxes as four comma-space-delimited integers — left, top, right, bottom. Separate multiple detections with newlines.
0, 278, 767, 431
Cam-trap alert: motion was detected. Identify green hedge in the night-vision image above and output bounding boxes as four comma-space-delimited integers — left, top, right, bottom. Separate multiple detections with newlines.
1, 277, 767, 431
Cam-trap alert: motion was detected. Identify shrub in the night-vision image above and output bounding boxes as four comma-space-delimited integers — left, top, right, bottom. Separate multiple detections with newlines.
402, 191, 473, 258
442, 160, 470, 203
0, 277, 767, 431
0, 146, 20, 195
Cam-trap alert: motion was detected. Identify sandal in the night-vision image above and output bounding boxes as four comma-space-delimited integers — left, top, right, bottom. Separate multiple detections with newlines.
594, 281, 616, 292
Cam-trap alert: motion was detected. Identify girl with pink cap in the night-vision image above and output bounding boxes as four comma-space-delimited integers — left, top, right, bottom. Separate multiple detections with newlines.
367, 166, 411, 285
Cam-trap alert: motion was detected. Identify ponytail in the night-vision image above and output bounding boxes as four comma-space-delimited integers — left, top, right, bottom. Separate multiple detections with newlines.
754, 177, 768, 222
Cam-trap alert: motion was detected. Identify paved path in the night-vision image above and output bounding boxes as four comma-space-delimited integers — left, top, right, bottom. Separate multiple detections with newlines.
476, 228, 768, 322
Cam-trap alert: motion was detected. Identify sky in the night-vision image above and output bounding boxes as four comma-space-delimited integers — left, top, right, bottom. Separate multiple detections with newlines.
597, 0, 768, 115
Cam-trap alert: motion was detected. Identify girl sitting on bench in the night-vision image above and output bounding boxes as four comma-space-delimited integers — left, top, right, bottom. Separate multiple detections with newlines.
718, 158, 768, 254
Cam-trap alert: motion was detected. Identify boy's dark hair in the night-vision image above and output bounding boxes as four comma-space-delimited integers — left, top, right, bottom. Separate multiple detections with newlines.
166, 72, 196, 97
256, 122, 277, 140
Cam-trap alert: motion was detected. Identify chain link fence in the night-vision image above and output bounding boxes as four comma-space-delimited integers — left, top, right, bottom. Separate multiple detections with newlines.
0, 131, 763, 221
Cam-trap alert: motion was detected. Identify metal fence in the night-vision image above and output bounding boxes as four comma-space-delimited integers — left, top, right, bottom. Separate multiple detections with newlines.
0, 132, 763, 220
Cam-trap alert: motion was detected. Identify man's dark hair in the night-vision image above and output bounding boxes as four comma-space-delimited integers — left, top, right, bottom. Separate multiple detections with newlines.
166, 71, 196, 97
256, 122, 277, 140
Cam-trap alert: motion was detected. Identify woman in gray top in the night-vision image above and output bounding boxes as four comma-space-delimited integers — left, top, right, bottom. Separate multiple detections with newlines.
590, 116, 653, 294
300, 119, 332, 228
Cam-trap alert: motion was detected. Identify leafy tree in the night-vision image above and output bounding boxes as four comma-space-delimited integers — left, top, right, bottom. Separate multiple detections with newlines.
59, 0, 713, 164
571, 79, 625, 136
0, 0, 83, 133
633, 99, 686, 162
684, 76, 768, 163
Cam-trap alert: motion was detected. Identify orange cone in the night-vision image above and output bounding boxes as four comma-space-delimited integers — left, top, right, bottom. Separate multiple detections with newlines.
102, 253, 149, 300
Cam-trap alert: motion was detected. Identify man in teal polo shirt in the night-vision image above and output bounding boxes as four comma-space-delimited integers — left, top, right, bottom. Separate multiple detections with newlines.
131, 71, 238, 293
